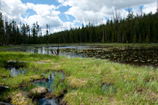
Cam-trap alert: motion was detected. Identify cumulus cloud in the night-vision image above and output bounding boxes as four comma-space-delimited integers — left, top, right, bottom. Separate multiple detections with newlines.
1, 0, 157, 35
23, 3, 62, 28
26, 3, 58, 17
59, 0, 156, 11
1, 0, 28, 23
143, 2, 157, 14
59, 0, 157, 25
1, 0, 63, 33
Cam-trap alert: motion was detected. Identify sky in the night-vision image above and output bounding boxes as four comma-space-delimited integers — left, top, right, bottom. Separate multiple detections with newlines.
0, 0, 158, 35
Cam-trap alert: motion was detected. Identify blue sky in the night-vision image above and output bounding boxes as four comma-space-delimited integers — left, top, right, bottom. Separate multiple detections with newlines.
1, 0, 157, 34
22, 0, 73, 22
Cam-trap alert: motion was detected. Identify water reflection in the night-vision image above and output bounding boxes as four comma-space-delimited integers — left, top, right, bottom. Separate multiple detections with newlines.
34, 72, 64, 92
3, 45, 158, 67
38, 98, 59, 105
6, 65, 63, 105
102, 84, 116, 95
6, 66, 27, 77
34, 73, 54, 92
25, 46, 90, 59
34, 72, 63, 105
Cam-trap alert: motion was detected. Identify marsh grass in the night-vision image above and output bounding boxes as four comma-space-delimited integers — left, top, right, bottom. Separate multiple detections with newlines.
58, 57, 158, 104
0, 88, 17, 102
0, 67, 44, 87
52, 72, 69, 97
0, 50, 158, 104
0, 67, 11, 78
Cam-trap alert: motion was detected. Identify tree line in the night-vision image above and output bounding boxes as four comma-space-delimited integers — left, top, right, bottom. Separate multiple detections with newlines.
0, 11, 158, 46
48, 12, 158, 44
0, 12, 42, 45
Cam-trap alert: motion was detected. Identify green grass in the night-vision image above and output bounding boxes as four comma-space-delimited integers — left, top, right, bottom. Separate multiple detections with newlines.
0, 46, 158, 104
0, 46, 20, 50
0, 67, 11, 78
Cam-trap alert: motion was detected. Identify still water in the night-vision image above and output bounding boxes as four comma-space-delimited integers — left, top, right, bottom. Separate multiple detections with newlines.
6, 65, 64, 105
3, 45, 158, 67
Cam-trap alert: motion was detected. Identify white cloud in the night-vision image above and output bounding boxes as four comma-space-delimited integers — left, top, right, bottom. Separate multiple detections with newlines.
1, 0, 157, 35
26, 3, 58, 17
59, 0, 157, 25
1, 0, 28, 23
60, 0, 156, 10
1, 0, 63, 32
58, 0, 65, 4
62, 22, 74, 29
23, 3, 63, 29
143, 2, 157, 14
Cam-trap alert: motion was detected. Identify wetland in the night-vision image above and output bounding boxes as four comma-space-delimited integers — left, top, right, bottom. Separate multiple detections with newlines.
3, 44, 158, 67
0, 44, 158, 105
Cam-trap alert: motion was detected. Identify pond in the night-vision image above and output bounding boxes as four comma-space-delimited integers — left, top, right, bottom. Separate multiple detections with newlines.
34, 71, 64, 105
3, 45, 158, 67
6, 66, 27, 77
4, 63, 64, 105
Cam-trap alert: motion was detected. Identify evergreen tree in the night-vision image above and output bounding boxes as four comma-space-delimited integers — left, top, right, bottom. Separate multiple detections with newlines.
32, 22, 40, 44
139, 34, 142, 43
12, 21, 16, 44
16, 26, 21, 44
133, 33, 137, 43
145, 35, 150, 43
0, 12, 5, 45
32, 23, 37, 44
5, 18, 9, 45
21, 24, 26, 44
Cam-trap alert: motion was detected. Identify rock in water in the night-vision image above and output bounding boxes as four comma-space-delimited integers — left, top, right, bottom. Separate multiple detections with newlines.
29, 87, 48, 98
